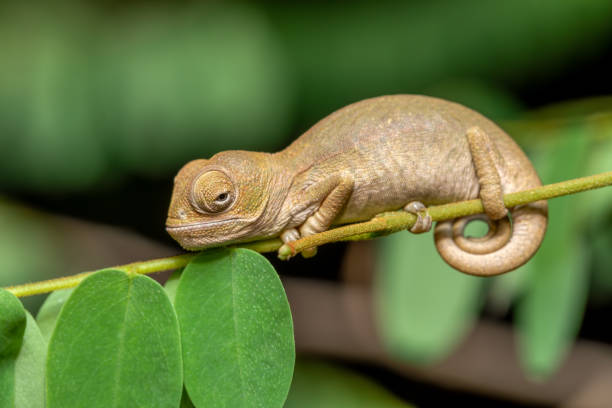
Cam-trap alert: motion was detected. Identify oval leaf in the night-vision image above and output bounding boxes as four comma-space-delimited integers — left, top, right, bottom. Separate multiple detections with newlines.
517, 129, 590, 377
14, 313, 46, 408
579, 134, 612, 223
285, 358, 413, 407
0, 288, 26, 408
163, 269, 182, 305
581, 135, 612, 299
0, 289, 25, 358
175, 248, 295, 408
375, 231, 483, 364
46, 269, 182, 408
488, 264, 531, 315
36, 288, 74, 343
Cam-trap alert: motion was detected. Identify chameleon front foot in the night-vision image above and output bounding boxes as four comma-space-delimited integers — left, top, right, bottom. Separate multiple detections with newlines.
278, 228, 317, 259
404, 201, 432, 234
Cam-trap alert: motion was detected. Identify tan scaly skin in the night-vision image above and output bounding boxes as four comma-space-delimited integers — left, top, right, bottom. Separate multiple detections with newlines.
166, 95, 548, 276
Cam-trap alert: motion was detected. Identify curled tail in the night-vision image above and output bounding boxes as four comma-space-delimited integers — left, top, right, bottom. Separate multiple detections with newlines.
434, 200, 548, 276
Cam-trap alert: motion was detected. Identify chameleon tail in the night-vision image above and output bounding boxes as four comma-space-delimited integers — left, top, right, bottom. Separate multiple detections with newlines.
433, 200, 548, 276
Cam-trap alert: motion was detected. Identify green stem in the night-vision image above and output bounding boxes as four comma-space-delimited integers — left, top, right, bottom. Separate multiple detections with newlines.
5, 171, 612, 298
279, 170, 612, 257
5, 254, 194, 298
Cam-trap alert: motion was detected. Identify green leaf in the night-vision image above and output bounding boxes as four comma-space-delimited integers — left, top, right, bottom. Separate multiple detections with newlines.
46, 270, 182, 408
578, 135, 612, 301
36, 288, 74, 343
179, 387, 195, 408
488, 264, 531, 314
0, 288, 26, 408
517, 129, 590, 378
0, 291, 45, 408
375, 231, 483, 364
13, 313, 46, 408
0, 289, 25, 358
589, 225, 612, 301
285, 358, 413, 407
174, 249, 295, 408
520, 96, 612, 121
163, 268, 182, 305
579, 134, 612, 223
0, 202, 66, 313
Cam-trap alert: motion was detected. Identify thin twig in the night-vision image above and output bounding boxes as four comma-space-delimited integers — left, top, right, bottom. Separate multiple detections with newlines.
278, 170, 612, 258
4, 171, 612, 298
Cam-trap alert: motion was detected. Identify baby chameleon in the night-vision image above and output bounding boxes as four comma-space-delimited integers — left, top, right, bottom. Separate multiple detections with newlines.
166, 95, 548, 276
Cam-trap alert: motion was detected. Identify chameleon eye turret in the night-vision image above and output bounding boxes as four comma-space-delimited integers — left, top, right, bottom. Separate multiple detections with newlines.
191, 170, 236, 213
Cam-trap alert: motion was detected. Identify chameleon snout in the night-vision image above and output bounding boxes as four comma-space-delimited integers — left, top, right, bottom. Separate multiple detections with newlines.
165, 223, 206, 251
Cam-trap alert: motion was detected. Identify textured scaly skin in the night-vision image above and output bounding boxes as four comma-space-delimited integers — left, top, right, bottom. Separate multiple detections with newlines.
166, 95, 547, 276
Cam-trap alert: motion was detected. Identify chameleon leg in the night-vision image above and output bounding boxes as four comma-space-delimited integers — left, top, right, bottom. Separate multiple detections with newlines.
466, 126, 507, 220
445, 126, 511, 254
283, 174, 354, 258
434, 126, 546, 276
404, 123, 507, 234
280, 228, 300, 244
300, 174, 354, 257
432, 126, 514, 272
404, 201, 432, 233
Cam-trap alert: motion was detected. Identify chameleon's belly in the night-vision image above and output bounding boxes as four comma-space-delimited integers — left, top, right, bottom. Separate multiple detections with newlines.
335, 138, 480, 224
284, 94, 534, 226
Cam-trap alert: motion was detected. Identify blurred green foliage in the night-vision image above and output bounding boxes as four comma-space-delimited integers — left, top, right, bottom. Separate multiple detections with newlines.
0, 201, 66, 312
0, 3, 293, 190
1, 0, 612, 395
376, 115, 612, 378
270, 0, 612, 120
1, 0, 611, 191
375, 226, 483, 364
285, 358, 413, 407
516, 129, 590, 378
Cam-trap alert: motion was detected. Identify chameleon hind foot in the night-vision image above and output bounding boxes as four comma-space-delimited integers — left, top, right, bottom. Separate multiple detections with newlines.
404, 201, 432, 234
280, 228, 300, 243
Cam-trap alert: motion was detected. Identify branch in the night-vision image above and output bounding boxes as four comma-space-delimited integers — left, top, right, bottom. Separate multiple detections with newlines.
277, 170, 612, 258
4, 171, 612, 298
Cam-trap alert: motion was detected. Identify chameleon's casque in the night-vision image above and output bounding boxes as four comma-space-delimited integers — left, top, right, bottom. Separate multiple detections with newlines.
166, 95, 547, 276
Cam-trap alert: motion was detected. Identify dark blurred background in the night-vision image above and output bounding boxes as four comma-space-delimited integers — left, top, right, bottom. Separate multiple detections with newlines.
2, 1, 612, 406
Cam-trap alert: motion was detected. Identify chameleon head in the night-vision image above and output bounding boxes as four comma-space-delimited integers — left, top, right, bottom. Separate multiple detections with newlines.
166, 151, 273, 250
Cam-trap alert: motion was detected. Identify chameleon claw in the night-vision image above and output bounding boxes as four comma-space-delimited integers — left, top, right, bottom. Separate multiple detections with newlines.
301, 247, 318, 258
279, 228, 318, 259
279, 228, 300, 259
281, 228, 301, 243
404, 201, 432, 234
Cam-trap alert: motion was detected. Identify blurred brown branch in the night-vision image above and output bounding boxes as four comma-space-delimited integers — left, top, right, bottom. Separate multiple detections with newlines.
285, 274, 612, 407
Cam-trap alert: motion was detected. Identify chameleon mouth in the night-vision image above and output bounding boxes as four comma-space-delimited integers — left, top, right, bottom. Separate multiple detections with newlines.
166, 218, 243, 250
165, 218, 239, 233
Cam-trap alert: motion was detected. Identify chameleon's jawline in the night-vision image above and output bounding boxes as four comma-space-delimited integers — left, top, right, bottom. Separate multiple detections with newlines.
165, 218, 239, 233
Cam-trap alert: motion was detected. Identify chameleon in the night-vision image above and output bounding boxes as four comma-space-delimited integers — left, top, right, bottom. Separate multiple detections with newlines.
166, 95, 548, 276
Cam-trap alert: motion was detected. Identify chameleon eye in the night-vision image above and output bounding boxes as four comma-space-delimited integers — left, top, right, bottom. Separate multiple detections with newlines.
191, 170, 236, 213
